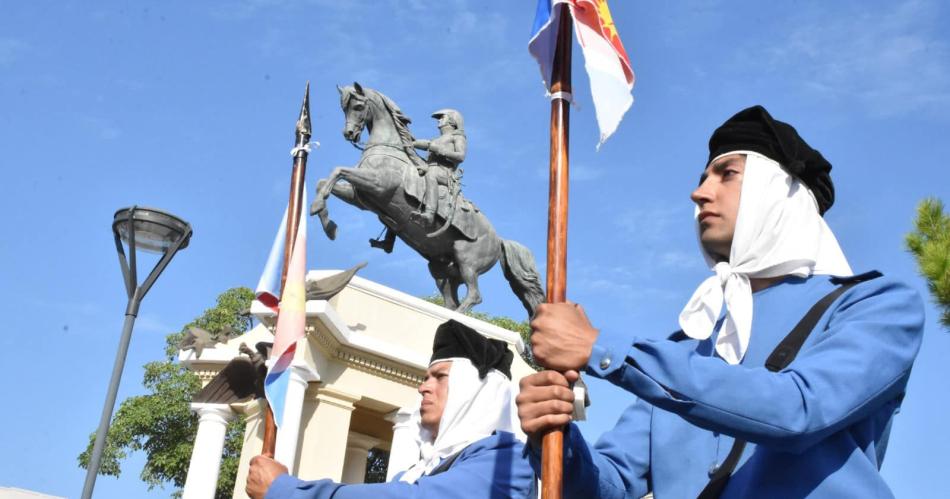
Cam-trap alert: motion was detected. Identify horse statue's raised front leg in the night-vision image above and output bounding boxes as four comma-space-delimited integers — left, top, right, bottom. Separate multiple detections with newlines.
311, 165, 388, 240
310, 179, 338, 240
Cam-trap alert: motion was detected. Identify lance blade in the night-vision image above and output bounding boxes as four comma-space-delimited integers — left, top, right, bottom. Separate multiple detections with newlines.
296, 81, 312, 145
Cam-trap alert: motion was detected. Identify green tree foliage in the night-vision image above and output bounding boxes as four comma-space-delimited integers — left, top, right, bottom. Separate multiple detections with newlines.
78, 287, 255, 498
423, 295, 540, 370
906, 197, 950, 329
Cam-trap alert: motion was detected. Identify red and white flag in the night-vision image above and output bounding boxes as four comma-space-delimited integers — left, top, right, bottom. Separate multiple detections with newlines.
264, 191, 308, 429
529, 0, 635, 148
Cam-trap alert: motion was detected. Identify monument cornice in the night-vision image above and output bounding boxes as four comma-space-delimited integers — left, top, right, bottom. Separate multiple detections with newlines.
307, 320, 425, 387
308, 270, 526, 354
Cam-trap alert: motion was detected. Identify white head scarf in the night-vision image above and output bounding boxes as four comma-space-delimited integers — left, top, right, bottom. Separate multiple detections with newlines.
678, 151, 852, 364
398, 357, 518, 483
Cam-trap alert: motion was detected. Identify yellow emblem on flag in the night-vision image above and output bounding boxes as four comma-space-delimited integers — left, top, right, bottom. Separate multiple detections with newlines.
279, 281, 307, 313
594, 0, 620, 43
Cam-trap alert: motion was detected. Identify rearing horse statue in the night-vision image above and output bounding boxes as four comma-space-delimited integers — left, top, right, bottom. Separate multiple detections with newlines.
309, 83, 544, 317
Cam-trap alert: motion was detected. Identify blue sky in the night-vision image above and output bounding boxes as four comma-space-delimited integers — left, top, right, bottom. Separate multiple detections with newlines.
1, 1, 948, 497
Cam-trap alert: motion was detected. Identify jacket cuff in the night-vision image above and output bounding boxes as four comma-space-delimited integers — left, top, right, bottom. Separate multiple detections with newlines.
265, 473, 300, 499
587, 330, 632, 378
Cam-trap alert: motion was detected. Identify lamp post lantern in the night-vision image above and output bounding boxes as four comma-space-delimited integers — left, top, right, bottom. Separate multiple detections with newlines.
81, 206, 192, 499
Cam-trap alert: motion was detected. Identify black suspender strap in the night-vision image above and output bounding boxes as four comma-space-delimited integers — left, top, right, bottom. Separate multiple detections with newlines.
764, 271, 882, 371
696, 271, 882, 499
427, 450, 463, 477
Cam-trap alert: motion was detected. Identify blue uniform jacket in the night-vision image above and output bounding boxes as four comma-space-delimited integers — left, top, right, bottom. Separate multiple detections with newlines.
532, 273, 924, 498
267, 431, 536, 499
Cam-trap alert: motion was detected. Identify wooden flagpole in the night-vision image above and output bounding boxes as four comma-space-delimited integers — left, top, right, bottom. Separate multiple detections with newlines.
542, 6, 573, 499
262, 82, 312, 458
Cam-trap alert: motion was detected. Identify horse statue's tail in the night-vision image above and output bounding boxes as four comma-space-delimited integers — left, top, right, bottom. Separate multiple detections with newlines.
500, 239, 545, 318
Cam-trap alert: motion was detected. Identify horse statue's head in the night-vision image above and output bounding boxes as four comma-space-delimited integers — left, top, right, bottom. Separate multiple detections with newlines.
338, 82, 370, 144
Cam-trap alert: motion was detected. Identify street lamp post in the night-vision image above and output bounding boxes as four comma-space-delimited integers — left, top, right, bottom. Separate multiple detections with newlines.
81, 206, 192, 499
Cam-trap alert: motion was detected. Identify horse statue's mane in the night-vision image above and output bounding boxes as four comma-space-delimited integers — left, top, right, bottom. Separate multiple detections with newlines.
344, 85, 425, 167
374, 89, 426, 166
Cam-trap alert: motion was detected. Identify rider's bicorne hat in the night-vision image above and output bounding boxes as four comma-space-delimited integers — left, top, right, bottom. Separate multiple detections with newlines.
429, 320, 512, 379
431, 109, 464, 132
707, 105, 834, 214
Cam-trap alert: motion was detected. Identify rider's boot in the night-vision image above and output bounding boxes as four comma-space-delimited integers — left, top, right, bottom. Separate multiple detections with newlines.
411, 168, 439, 228
369, 229, 396, 253
369, 238, 394, 253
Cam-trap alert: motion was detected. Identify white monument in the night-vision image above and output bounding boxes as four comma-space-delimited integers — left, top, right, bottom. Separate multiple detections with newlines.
178, 270, 534, 499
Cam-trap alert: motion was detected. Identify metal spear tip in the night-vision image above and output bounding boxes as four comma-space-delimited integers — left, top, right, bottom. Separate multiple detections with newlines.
296, 81, 312, 137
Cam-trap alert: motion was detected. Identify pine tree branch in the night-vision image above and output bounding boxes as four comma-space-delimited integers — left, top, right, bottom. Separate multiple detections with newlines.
906, 198, 950, 330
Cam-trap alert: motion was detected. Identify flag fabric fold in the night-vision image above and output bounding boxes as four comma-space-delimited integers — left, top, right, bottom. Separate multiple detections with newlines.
529, 0, 635, 147
264, 192, 308, 429
255, 207, 289, 313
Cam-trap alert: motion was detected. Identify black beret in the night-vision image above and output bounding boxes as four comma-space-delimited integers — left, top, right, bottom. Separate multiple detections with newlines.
707, 105, 835, 214
430, 320, 513, 379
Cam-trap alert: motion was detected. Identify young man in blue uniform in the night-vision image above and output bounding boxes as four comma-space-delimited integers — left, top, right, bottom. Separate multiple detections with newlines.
517, 106, 925, 498
247, 320, 536, 499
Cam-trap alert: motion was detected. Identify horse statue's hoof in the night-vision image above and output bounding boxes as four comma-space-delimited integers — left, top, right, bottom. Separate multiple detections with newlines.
324, 220, 338, 240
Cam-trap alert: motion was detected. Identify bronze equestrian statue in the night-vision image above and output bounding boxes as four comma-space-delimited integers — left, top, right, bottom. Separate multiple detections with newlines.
309, 83, 544, 317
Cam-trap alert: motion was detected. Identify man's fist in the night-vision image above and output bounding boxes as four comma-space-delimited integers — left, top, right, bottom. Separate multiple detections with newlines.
516, 370, 579, 442
246, 455, 289, 499
530, 302, 598, 371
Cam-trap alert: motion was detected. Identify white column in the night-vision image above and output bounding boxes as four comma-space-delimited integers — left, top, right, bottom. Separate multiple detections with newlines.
182, 403, 234, 499
341, 432, 382, 484
274, 364, 319, 472
385, 407, 419, 481
230, 399, 265, 499
296, 387, 360, 481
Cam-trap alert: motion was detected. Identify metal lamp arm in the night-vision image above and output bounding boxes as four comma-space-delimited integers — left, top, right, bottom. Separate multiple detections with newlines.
130, 226, 193, 314
127, 207, 138, 294
113, 231, 135, 300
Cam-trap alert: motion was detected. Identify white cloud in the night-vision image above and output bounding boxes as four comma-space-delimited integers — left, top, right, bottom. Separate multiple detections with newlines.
214, 0, 354, 19
658, 249, 700, 269
81, 116, 122, 141
614, 203, 693, 243
331, 202, 371, 232
569, 261, 683, 303
378, 255, 421, 270
135, 313, 175, 335
572, 164, 605, 181
606, 204, 706, 276
533, 163, 605, 182
450, 10, 478, 35
30, 299, 102, 318
0, 38, 27, 67
750, 0, 950, 116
